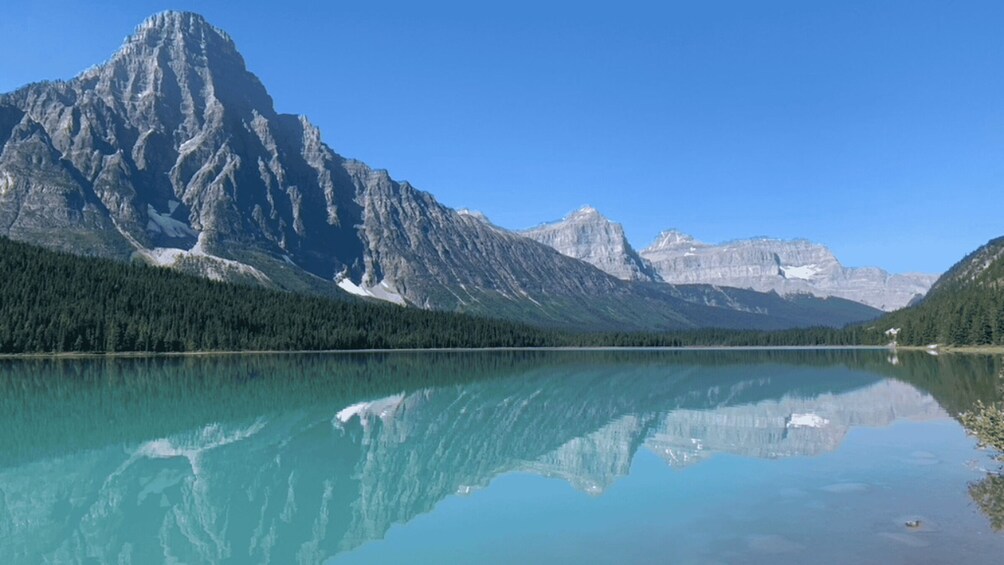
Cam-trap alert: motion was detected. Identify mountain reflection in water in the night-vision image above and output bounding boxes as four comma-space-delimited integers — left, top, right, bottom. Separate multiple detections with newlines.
0, 350, 1001, 563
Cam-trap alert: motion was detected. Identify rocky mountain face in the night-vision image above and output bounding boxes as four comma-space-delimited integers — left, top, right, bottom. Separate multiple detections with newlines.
0, 12, 884, 331
520, 206, 661, 282
0, 12, 366, 289
517, 208, 934, 312
641, 230, 937, 311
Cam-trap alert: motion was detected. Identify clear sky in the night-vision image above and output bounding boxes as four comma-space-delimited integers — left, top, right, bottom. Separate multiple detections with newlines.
2, 1, 1002, 274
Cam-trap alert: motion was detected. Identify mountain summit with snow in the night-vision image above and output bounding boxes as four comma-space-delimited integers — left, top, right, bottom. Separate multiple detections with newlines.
521, 210, 935, 311
640, 230, 937, 311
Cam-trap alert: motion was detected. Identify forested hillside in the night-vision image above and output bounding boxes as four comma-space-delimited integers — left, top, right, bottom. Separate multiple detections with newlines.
0, 237, 558, 353
0, 236, 878, 354
868, 237, 1004, 346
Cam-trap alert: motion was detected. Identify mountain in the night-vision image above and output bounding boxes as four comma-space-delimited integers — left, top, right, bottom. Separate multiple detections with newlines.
0, 12, 881, 331
518, 206, 923, 316
0, 235, 568, 353
925, 235, 1004, 298
641, 230, 937, 311
520, 206, 661, 282
869, 236, 1004, 345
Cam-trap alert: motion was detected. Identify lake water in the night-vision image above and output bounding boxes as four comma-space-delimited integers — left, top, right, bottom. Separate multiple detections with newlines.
2, 349, 1003, 563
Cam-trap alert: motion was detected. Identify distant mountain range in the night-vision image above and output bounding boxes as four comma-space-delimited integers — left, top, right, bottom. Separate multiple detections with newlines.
522, 206, 937, 311
0, 12, 896, 330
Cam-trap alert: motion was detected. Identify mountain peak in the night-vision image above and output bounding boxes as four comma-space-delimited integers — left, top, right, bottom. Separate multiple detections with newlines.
568, 205, 602, 220
647, 229, 699, 251
114, 11, 240, 66
520, 207, 661, 282
66, 10, 274, 132
134, 11, 232, 42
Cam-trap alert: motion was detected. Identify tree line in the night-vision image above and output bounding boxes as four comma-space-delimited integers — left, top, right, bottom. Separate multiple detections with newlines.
7, 234, 1001, 354
0, 237, 560, 353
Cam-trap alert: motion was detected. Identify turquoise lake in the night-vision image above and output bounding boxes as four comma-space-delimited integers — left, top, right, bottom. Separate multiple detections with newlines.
2, 349, 1003, 563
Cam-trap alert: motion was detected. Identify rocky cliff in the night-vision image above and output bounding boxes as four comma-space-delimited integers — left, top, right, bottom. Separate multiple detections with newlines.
520, 206, 661, 282
641, 230, 937, 311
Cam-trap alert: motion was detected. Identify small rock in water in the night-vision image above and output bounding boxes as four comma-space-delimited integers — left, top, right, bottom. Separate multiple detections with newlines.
894, 515, 936, 531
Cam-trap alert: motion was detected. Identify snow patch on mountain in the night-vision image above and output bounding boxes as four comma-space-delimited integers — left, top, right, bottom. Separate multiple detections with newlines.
336, 276, 406, 306
0, 172, 14, 195
133, 234, 271, 284
146, 205, 197, 239
780, 264, 820, 281
641, 229, 937, 311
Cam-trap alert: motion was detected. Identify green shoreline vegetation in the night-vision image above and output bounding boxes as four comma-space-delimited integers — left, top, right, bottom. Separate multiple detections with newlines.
0, 235, 1000, 355
962, 399, 1004, 530
0, 236, 870, 354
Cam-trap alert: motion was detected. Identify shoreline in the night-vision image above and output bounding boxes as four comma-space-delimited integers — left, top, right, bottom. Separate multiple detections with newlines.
0, 345, 898, 360
2, 344, 1000, 360
895, 345, 1004, 355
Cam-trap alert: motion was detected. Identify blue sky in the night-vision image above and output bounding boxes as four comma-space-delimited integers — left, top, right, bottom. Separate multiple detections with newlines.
2, 1, 1002, 273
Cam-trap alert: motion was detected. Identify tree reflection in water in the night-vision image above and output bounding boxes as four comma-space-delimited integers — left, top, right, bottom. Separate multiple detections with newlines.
971, 474, 1004, 531
962, 397, 1004, 531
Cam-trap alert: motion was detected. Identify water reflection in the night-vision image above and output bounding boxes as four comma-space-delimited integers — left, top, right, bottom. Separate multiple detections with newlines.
0, 350, 1000, 563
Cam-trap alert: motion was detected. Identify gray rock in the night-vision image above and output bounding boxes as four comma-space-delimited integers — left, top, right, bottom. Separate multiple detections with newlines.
641, 230, 937, 311
520, 206, 662, 282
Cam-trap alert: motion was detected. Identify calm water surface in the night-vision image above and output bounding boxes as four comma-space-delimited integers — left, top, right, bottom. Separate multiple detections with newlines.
1, 350, 1003, 563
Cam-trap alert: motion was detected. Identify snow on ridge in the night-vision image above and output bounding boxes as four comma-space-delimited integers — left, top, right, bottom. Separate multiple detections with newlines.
647, 229, 701, 251
337, 277, 407, 306
568, 205, 600, 220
